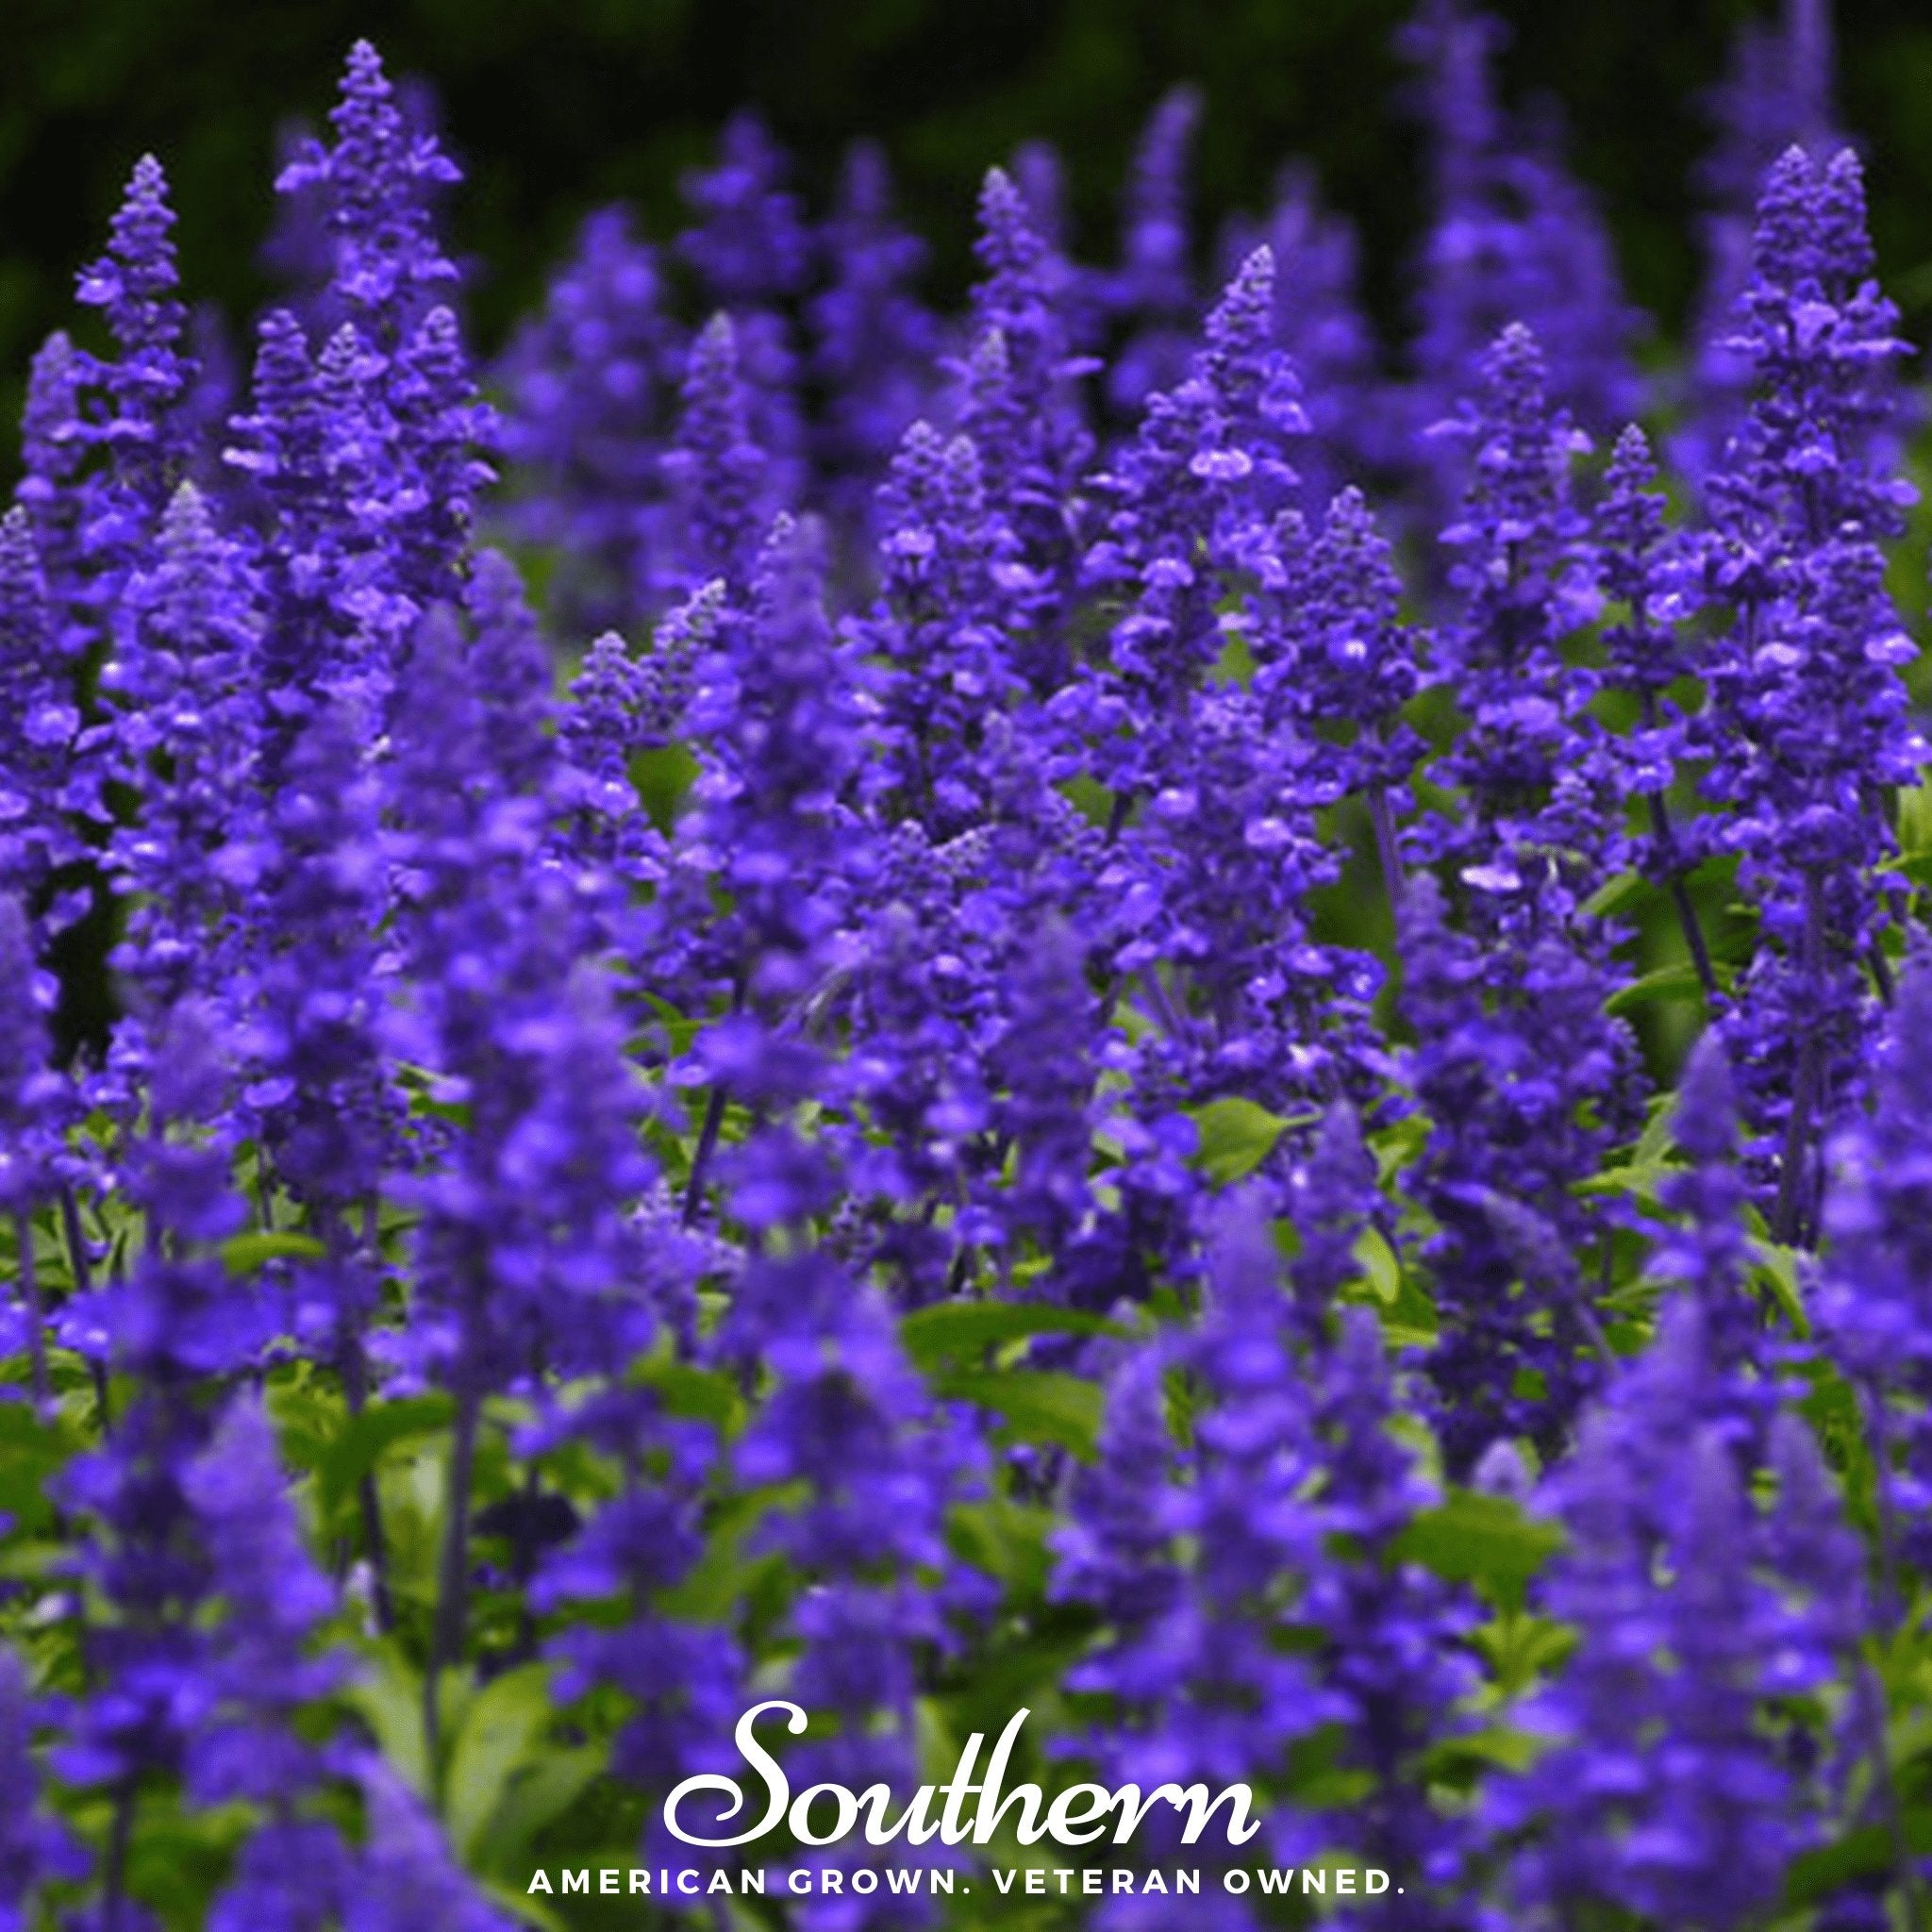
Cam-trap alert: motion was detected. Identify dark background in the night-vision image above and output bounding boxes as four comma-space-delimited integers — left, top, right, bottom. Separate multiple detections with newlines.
7, 0, 1932, 416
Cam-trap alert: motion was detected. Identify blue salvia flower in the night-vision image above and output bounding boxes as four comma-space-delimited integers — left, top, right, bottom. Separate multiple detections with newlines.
1304, 1308, 1483, 1925
724, 1247, 989, 1922
676, 111, 810, 496
1222, 162, 1390, 495
0, 1647, 89, 1930
1696, 145, 1923, 1238
74, 155, 198, 537
0, 508, 86, 915
1399, 874, 1635, 1474
1653, 1036, 1783, 1437
346, 1761, 514, 1932
496, 205, 680, 634
275, 40, 461, 351
1491, 1319, 1860, 1929
808, 142, 938, 523
16, 330, 91, 661
1816, 962, 1932, 1574
1422, 323, 1612, 914
1399, 0, 1643, 455
1253, 483, 1423, 911
181, 1393, 345, 1808
1591, 422, 1719, 992
530, 1378, 746, 1863
954, 167, 1095, 685
663, 518, 869, 1139
1077, 245, 1305, 802
1107, 86, 1203, 414
858, 419, 1028, 837
660, 313, 776, 598
0, 894, 75, 1405
1683, 0, 1840, 480
1490, 1417, 1810, 1929
99, 483, 263, 1074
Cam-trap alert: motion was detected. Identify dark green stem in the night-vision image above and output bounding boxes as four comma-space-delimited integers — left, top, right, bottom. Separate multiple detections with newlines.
14, 1212, 49, 1407
425, 1380, 483, 1769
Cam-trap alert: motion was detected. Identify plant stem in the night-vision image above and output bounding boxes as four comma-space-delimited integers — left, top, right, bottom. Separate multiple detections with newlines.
1647, 795, 1718, 999
341, 1330, 393, 1634
682, 1085, 728, 1226
1369, 785, 1405, 919
102, 1774, 137, 1932
1772, 874, 1825, 1248
425, 1379, 482, 1769
14, 1212, 49, 1407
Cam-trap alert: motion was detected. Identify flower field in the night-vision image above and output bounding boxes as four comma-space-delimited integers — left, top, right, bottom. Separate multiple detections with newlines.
6, 6, 1932, 1927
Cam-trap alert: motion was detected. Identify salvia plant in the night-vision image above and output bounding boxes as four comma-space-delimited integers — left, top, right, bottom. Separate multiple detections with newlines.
7, 11, 1932, 1930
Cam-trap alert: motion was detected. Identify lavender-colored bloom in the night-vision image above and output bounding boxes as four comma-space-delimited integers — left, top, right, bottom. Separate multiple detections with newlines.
954, 168, 1095, 684
809, 143, 937, 519
275, 41, 460, 350
677, 110, 811, 312
1683, 0, 1840, 479
1223, 163, 1387, 493
724, 1248, 987, 1924
0, 895, 69, 1400
1078, 245, 1305, 799
1491, 1420, 1816, 1929
1696, 147, 1922, 1235
495, 206, 679, 633
181, 1393, 344, 1809
1816, 963, 1932, 1573
346, 1761, 513, 1932
665, 519, 869, 1121
676, 112, 809, 493
858, 420, 1027, 836
1423, 323, 1610, 912
1653, 1037, 1780, 1431
660, 313, 775, 597
75, 155, 197, 524
1305, 1309, 1481, 1923
1399, 875, 1634, 1474
1399, 0, 1641, 467
387, 304, 497, 616
100, 483, 263, 1041
1253, 484, 1422, 909
1591, 423, 1719, 990
0, 508, 85, 911
382, 614, 654, 1400
16, 330, 90, 653
0, 1649, 87, 1928
1107, 86, 1202, 413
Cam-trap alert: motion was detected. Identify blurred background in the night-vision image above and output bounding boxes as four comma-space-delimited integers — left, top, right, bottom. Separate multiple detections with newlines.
6, 0, 1932, 442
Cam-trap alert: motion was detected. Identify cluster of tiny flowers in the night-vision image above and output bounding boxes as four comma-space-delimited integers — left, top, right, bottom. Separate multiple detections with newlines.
4, 5, 1932, 1928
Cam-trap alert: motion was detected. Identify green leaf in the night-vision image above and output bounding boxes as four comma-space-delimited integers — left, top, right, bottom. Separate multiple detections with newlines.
948, 1496, 1058, 1601
344, 1643, 432, 1798
659, 1487, 802, 1623
1352, 1226, 1402, 1305
1580, 870, 1647, 921
1395, 1490, 1564, 1610
471, 1746, 608, 1880
630, 741, 698, 831
1190, 1096, 1313, 1185
319, 1395, 455, 1525
1747, 1235, 1808, 1336
934, 1368, 1106, 1461
1606, 961, 1707, 1017
0, 1403, 86, 1537
629, 1355, 745, 1434
218, 1228, 326, 1274
900, 1302, 1128, 1371
446, 1661, 558, 1863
